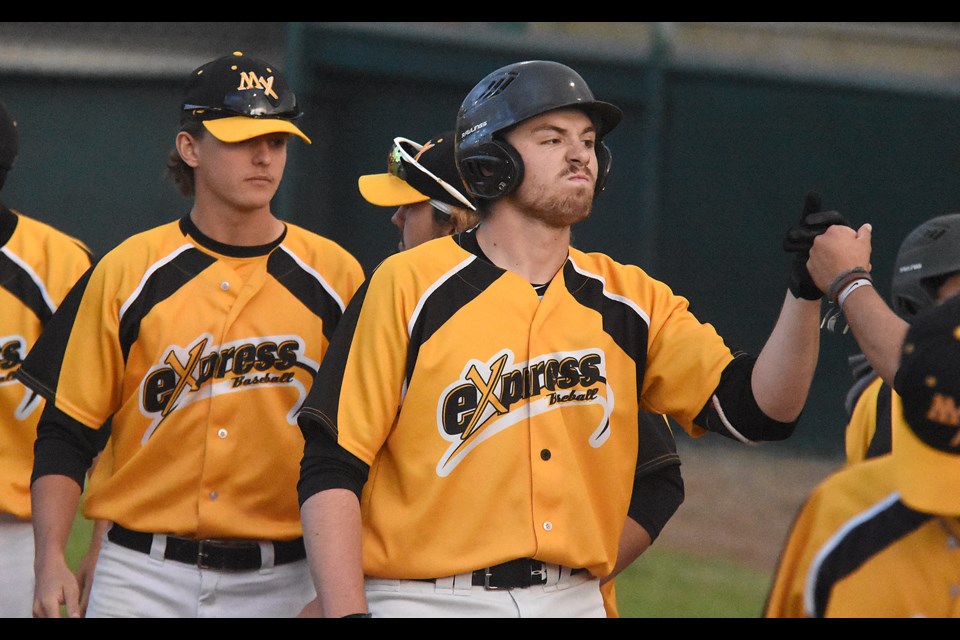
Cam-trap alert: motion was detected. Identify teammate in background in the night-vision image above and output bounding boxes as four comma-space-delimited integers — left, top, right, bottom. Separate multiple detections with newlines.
357, 130, 685, 617
297, 60, 834, 618
764, 293, 960, 617
842, 214, 960, 464
0, 100, 94, 618
358, 132, 480, 251
16, 51, 364, 618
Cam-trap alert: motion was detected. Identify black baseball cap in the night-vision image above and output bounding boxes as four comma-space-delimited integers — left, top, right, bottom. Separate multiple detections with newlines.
0, 100, 18, 171
180, 51, 310, 144
358, 132, 475, 211
894, 292, 960, 514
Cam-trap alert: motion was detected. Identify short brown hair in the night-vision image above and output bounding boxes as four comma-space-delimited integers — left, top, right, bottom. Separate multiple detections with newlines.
165, 120, 205, 198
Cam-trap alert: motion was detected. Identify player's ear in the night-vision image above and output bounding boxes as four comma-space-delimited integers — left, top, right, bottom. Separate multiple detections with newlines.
176, 131, 201, 168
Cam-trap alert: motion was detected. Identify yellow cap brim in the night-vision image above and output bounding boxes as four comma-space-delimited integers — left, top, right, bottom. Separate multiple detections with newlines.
892, 393, 960, 515
202, 116, 311, 144
358, 173, 430, 207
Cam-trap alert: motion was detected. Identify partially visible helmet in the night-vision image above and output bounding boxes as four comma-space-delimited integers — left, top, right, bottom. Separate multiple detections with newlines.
890, 213, 960, 318
455, 60, 622, 200
0, 100, 18, 191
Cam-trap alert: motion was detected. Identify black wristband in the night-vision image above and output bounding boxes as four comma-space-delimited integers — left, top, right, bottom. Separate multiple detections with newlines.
341, 612, 372, 618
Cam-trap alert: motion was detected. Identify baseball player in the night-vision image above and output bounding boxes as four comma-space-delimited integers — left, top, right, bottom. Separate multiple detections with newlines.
357, 129, 686, 617
842, 214, 960, 464
16, 51, 364, 618
765, 293, 960, 617
358, 131, 481, 251
0, 100, 94, 618
297, 60, 831, 618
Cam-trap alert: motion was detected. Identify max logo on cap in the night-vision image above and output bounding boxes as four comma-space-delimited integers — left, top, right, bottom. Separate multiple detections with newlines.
238, 71, 278, 101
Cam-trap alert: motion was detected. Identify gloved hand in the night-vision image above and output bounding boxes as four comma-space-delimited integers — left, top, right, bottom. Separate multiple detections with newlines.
783, 191, 852, 300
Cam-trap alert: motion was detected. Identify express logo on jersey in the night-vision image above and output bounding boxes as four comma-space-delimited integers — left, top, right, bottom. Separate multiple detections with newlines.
435, 348, 612, 476
139, 332, 317, 442
0, 335, 41, 420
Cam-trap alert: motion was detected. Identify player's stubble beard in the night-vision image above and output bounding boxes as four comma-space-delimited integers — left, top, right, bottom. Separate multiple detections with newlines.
514, 167, 594, 228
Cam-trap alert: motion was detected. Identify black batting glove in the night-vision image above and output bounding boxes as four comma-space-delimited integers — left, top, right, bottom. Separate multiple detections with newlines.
783, 191, 852, 300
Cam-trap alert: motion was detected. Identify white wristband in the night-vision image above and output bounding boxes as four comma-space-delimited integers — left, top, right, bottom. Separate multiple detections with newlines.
837, 278, 873, 308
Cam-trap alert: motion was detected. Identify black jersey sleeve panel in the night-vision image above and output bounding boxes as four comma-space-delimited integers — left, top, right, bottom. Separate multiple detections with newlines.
31, 401, 107, 487
0, 252, 57, 325
563, 260, 645, 392
405, 259, 500, 385
693, 352, 798, 442
13, 269, 94, 402
296, 278, 370, 439
809, 499, 930, 617
118, 248, 216, 361
627, 462, 684, 542
267, 249, 344, 344
863, 384, 893, 460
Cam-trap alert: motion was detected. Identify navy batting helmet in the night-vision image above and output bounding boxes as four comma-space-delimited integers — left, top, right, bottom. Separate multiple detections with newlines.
890, 213, 960, 318
455, 60, 622, 200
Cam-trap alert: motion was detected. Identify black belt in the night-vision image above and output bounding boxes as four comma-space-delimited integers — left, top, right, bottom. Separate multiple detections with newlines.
422, 559, 587, 590
107, 523, 306, 571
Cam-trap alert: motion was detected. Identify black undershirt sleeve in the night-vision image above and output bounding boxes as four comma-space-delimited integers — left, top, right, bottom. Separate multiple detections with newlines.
297, 418, 370, 507
31, 403, 110, 488
626, 462, 684, 542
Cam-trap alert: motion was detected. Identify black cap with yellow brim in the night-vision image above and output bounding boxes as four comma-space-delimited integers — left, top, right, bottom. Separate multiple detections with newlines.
893, 293, 960, 515
180, 51, 311, 144
358, 132, 475, 211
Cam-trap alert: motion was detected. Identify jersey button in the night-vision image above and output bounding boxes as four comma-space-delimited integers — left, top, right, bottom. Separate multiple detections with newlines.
209, 491, 219, 501
217, 428, 228, 439
540, 449, 551, 460
220, 281, 230, 291
543, 521, 553, 531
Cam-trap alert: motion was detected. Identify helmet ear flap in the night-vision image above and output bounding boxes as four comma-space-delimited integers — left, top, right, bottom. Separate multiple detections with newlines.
595, 141, 613, 196
458, 140, 524, 200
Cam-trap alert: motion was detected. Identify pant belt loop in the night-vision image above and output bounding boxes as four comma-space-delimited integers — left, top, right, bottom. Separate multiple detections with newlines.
555, 564, 575, 591
453, 571, 473, 595
433, 574, 455, 595
257, 541, 275, 574
539, 563, 559, 592
148, 533, 167, 563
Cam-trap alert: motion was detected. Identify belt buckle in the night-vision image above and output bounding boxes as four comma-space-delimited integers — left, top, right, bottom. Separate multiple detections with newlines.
482, 568, 503, 590
196, 539, 212, 569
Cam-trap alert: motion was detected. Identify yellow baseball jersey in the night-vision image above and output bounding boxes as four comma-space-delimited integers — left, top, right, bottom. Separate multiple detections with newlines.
299, 230, 733, 579
17, 216, 363, 540
0, 207, 92, 519
765, 455, 960, 618
845, 375, 893, 464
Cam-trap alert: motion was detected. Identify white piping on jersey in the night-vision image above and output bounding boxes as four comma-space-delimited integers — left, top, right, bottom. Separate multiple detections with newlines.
119, 243, 195, 322
402, 255, 477, 401
1, 246, 57, 315
278, 244, 347, 313
803, 490, 901, 617
567, 256, 652, 327
709, 394, 757, 446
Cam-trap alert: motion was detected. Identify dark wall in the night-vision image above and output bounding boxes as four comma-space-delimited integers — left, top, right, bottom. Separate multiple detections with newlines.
656, 71, 960, 455
1, 75, 186, 257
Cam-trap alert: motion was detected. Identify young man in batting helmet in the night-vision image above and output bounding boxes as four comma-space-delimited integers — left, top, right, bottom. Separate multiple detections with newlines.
355, 127, 686, 617
298, 59, 832, 617
19, 51, 364, 618
842, 214, 960, 464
